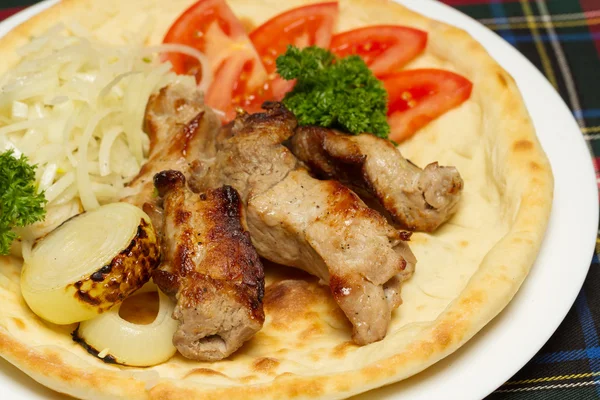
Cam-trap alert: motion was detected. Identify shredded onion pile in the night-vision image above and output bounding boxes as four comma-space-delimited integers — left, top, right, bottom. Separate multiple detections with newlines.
0, 23, 210, 239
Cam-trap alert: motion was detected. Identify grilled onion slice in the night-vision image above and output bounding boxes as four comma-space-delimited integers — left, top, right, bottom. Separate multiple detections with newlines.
21, 202, 160, 325
75, 282, 178, 367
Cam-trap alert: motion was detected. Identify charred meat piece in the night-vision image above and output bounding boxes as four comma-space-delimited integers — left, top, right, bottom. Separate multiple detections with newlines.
152, 170, 265, 361
121, 81, 221, 209
189, 101, 300, 199
289, 127, 464, 232
192, 103, 416, 345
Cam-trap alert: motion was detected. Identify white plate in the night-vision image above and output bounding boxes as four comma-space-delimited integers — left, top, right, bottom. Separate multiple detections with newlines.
0, 0, 597, 399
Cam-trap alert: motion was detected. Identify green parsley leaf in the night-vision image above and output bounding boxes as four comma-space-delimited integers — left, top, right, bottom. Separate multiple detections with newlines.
0, 150, 47, 255
276, 45, 390, 139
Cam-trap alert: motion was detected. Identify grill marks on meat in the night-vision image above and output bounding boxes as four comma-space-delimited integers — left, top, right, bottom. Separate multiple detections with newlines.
121, 81, 221, 209
191, 103, 416, 345
189, 101, 300, 199
151, 170, 265, 361
247, 170, 415, 344
289, 127, 464, 232
120, 83, 266, 362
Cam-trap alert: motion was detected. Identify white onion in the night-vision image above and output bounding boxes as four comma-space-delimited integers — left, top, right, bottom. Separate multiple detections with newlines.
45, 95, 69, 106
16, 201, 81, 242
76, 282, 178, 367
0, 119, 45, 135
44, 171, 75, 204
143, 44, 212, 92
11, 101, 28, 119
50, 186, 78, 207
20, 202, 159, 325
98, 71, 140, 99
0, 137, 21, 157
91, 182, 119, 200
0, 24, 210, 244
38, 163, 58, 193
30, 103, 48, 119
76, 108, 118, 211
98, 126, 124, 176
29, 143, 62, 165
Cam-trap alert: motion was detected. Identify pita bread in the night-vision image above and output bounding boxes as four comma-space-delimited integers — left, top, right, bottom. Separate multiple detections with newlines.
0, 0, 553, 398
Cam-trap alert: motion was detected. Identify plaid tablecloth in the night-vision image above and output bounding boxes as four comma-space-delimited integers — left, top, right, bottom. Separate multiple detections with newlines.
442, 1, 600, 399
1, 0, 599, 399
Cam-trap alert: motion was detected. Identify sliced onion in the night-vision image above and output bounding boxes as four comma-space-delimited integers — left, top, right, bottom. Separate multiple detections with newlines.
98, 71, 140, 99
76, 108, 118, 211
143, 44, 212, 93
0, 26, 211, 249
11, 101, 28, 119
37, 163, 58, 193
20, 202, 160, 325
17, 200, 81, 242
44, 171, 75, 203
0, 118, 45, 135
99, 124, 123, 176
49, 185, 79, 207
0, 138, 22, 157
75, 282, 178, 367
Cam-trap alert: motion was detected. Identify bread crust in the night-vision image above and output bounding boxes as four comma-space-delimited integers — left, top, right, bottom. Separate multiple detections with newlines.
0, 0, 553, 399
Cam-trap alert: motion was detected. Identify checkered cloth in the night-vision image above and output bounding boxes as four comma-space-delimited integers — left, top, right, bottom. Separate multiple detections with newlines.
441, 1, 600, 399
1, 0, 599, 398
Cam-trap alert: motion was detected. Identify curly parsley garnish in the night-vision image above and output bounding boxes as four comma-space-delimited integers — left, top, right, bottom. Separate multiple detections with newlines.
0, 150, 47, 255
276, 45, 390, 138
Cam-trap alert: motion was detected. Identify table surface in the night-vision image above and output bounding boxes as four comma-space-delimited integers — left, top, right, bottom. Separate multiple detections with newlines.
1, 0, 599, 399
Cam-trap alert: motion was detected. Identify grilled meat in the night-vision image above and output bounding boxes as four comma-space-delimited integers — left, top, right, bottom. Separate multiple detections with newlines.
189, 101, 300, 198
247, 169, 416, 344
289, 127, 463, 232
152, 170, 265, 361
121, 81, 220, 209
192, 103, 416, 345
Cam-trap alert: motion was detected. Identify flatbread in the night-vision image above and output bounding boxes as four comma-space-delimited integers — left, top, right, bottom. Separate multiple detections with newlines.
0, 0, 554, 398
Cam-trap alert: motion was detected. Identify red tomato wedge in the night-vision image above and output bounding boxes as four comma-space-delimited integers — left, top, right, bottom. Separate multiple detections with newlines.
162, 0, 267, 120
330, 26, 427, 76
250, 2, 338, 73
383, 69, 473, 142
247, 1, 339, 106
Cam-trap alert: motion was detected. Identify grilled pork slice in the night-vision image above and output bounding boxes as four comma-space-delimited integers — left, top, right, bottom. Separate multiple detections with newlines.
193, 103, 416, 345
152, 170, 265, 361
289, 127, 464, 232
121, 81, 220, 208
248, 170, 416, 345
190, 101, 300, 199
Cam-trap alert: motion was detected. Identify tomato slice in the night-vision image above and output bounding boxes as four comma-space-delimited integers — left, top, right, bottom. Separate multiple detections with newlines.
330, 26, 427, 76
248, 1, 339, 105
250, 2, 338, 73
383, 69, 473, 142
162, 0, 267, 120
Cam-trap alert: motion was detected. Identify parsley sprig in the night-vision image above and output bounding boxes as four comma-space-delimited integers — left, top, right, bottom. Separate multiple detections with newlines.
0, 150, 47, 255
276, 45, 390, 138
